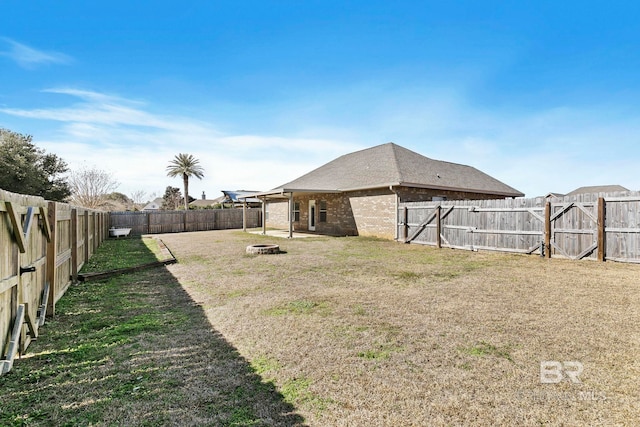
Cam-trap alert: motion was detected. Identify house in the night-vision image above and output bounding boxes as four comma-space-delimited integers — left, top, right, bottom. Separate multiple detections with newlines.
189, 191, 262, 209
544, 185, 630, 200
544, 192, 566, 199
565, 185, 629, 196
244, 142, 523, 239
142, 197, 164, 211
189, 192, 225, 209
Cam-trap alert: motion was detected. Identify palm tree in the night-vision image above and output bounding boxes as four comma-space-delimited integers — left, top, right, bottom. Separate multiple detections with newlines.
166, 153, 205, 210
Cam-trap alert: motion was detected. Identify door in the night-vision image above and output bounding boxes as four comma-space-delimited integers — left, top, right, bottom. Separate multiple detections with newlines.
309, 200, 316, 231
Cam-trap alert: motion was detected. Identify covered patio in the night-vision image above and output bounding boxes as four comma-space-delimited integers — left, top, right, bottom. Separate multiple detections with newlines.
239, 189, 340, 239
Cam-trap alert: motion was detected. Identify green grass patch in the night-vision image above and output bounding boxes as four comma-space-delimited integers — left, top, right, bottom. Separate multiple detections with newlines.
394, 271, 423, 281
460, 341, 513, 362
250, 355, 281, 376
357, 343, 404, 360
280, 377, 332, 414
80, 236, 164, 273
263, 299, 328, 316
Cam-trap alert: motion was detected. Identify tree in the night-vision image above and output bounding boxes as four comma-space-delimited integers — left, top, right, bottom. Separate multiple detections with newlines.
106, 192, 134, 211
130, 189, 147, 205
166, 153, 205, 210
0, 128, 71, 201
129, 190, 147, 211
67, 166, 119, 208
161, 186, 182, 210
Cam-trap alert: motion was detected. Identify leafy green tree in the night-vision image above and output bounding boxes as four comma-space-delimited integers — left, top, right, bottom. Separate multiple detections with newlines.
0, 128, 70, 201
166, 153, 205, 210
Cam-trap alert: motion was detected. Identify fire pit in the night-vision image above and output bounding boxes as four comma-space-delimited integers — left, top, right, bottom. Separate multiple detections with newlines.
246, 244, 280, 255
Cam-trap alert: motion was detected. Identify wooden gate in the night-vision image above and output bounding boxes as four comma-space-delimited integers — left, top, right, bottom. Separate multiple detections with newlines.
401, 200, 545, 255
547, 201, 599, 260
1, 192, 50, 374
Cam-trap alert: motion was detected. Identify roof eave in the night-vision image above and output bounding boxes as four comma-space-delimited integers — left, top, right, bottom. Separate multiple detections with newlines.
239, 188, 342, 200
339, 181, 523, 198
398, 181, 524, 197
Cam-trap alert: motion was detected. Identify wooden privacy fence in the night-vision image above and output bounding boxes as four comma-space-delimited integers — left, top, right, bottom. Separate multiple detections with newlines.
1, 188, 108, 375
110, 209, 262, 235
399, 191, 640, 263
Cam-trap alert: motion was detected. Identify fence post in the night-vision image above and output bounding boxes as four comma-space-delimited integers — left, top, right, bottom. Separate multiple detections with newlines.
436, 205, 442, 248
84, 210, 89, 263
93, 212, 98, 254
46, 202, 57, 315
597, 197, 606, 262
147, 212, 151, 234
544, 202, 551, 259
402, 207, 408, 242
71, 208, 78, 283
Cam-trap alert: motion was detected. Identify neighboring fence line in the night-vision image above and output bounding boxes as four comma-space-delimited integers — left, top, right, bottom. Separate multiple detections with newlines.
109, 209, 262, 235
1, 188, 108, 376
398, 191, 640, 264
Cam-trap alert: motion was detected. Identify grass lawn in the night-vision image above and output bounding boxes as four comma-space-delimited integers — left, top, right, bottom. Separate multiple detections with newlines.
2, 230, 639, 426
79, 236, 166, 273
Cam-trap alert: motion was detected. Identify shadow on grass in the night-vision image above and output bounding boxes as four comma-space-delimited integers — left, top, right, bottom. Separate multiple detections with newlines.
0, 239, 305, 426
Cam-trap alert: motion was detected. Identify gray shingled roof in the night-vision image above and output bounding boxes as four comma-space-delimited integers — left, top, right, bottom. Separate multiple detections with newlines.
270, 143, 523, 197
566, 185, 629, 196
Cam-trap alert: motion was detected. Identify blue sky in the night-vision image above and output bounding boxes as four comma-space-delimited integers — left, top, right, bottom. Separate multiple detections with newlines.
2, 1, 640, 200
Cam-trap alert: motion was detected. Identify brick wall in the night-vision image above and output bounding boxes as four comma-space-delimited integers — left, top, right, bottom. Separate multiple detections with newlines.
347, 190, 397, 239
265, 186, 514, 239
397, 187, 511, 202
266, 200, 289, 229
266, 194, 358, 236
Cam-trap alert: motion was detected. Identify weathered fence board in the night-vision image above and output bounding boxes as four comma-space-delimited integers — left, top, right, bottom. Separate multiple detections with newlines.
1, 188, 108, 376
399, 191, 640, 263
110, 209, 262, 235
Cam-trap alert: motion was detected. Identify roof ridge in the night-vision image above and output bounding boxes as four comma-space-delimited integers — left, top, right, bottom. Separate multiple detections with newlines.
387, 142, 404, 183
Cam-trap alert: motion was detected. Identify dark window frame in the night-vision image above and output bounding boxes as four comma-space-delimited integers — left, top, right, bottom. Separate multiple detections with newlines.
319, 200, 327, 222
293, 202, 300, 222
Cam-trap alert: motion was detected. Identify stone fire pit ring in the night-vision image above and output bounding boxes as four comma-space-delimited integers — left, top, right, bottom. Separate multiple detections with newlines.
246, 244, 280, 255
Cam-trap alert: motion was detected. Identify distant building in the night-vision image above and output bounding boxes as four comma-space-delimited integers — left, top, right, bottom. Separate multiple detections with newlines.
565, 185, 629, 196
545, 185, 630, 200
189, 191, 225, 208
142, 197, 164, 211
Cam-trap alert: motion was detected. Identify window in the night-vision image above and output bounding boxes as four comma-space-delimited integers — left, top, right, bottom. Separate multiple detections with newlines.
319, 200, 327, 222
293, 202, 300, 222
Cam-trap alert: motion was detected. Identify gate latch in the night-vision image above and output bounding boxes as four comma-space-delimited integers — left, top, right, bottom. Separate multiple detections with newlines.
20, 266, 36, 275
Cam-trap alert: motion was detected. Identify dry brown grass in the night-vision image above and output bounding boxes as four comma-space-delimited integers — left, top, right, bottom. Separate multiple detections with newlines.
160, 229, 640, 426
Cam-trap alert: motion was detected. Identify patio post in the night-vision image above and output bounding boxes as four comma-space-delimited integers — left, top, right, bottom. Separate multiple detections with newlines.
261, 197, 267, 235
242, 201, 247, 232
288, 192, 294, 239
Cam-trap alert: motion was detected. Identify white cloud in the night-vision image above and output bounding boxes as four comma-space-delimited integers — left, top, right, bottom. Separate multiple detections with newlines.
2, 88, 355, 199
0, 38, 72, 69
3, 85, 640, 201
